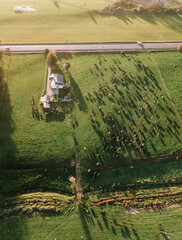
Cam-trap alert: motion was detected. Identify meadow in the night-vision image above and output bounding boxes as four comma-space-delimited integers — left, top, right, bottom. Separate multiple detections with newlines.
61, 51, 182, 168
0, 203, 181, 240
152, 51, 182, 118
0, 0, 182, 43
0, 51, 182, 169
0, 54, 75, 168
0, 51, 181, 198
0, 50, 182, 240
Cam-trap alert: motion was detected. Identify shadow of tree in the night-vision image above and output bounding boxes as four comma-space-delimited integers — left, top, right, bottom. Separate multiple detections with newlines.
69, 73, 87, 112
99, 12, 182, 34
53, 0, 60, 9
88, 10, 98, 25
79, 205, 93, 240
138, 13, 182, 34
0, 59, 16, 169
0, 55, 23, 238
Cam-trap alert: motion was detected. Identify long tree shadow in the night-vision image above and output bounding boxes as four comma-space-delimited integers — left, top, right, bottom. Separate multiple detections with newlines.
88, 10, 98, 25
99, 11, 182, 34
69, 73, 87, 112
0, 55, 24, 239
52, 0, 60, 9
79, 205, 93, 240
0, 61, 16, 169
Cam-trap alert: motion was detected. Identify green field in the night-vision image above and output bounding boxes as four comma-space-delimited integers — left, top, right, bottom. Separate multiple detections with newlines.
0, 51, 182, 239
0, 51, 182, 169
0, 54, 74, 168
152, 51, 182, 118
0, 204, 181, 240
1, 0, 182, 43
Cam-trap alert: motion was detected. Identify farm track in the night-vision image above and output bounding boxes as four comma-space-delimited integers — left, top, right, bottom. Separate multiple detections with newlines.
75, 154, 82, 206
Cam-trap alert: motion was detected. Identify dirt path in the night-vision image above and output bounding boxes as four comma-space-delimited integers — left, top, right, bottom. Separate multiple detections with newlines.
75, 154, 82, 206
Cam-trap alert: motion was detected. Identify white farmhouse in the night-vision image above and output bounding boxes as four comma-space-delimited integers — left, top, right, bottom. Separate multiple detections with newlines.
50, 74, 65, 89
40, 74, 65, 109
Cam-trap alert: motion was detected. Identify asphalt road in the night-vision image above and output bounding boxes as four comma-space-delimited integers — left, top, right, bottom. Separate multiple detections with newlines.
0, 42, 182, 53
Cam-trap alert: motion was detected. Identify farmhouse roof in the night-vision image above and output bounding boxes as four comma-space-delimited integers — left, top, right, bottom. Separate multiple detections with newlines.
50, 74, 65, 89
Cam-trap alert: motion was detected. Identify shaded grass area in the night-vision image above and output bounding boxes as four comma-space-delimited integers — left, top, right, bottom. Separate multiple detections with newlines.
81, 158, 182, 192
0, 204, 181, 240
1, 0, 182, 43
0, 54, 74, 168
0, 166, 75, 196
0, 54, 16, 167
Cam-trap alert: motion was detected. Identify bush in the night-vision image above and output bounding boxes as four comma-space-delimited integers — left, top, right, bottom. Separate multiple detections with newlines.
63, 61, 71, 72
47, 51, 58, 67
44, 48, 49, 57
178, 44, 182, 52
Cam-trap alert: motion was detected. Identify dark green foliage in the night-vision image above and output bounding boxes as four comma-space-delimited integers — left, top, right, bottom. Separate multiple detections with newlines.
63, 61, 71, 72
44, 48, 49, 57
47, 51, 58, 67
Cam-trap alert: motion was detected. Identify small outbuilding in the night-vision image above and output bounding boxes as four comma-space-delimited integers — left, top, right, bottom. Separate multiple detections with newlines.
40, 95, 51, 109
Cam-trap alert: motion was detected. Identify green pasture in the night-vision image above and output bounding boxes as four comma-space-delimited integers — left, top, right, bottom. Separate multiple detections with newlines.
0, 51, 182, 240
1, 0, 182, 43
0, 204, 181, 240
0, 54, 74, 168
60, 51, 182, 168
0, 51, 182, 169
152, 51, 182, 118
81, 159, 182, 192
0, 167, 75, 196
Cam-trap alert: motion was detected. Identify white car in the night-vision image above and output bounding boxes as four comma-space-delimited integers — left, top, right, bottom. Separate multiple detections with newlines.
137, 41, 143, 46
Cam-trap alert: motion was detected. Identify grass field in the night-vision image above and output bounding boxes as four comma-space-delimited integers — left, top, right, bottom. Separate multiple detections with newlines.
1, 0, 182, 43
0, 51, 182, 169
0, 51, 182, 239
60, 51, 182, 168
0, 204, 181, 240
152, 51, 182, 118
0, 54, 75, 168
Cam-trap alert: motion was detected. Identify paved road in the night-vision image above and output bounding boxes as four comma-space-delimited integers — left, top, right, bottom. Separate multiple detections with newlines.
0, 42, 182, 53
